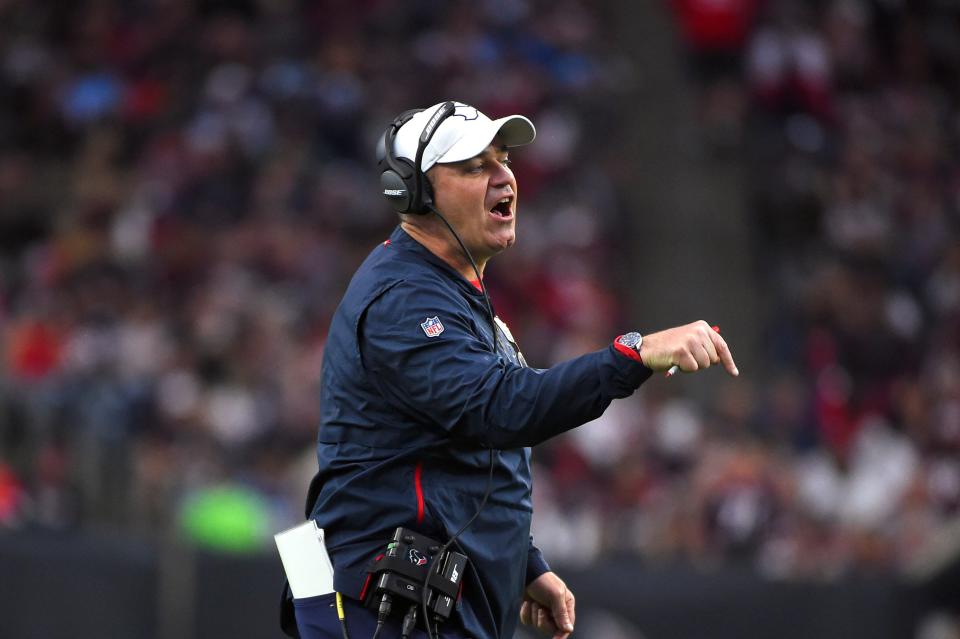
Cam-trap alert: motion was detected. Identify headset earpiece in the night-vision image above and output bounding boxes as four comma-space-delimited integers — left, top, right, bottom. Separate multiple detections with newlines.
380, 166, 413, 213
376, 109, 421, 214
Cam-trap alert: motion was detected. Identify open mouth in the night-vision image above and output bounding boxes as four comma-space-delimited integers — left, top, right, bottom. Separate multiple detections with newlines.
489, 197, 513, 219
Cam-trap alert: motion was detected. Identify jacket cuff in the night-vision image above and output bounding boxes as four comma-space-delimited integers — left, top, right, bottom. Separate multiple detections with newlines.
613, 335, 643, 362
526, 543, 551, 585
604, 343, 653, 393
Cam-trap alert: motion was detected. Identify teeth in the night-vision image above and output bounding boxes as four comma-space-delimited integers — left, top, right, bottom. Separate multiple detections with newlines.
490, 196, 513, 215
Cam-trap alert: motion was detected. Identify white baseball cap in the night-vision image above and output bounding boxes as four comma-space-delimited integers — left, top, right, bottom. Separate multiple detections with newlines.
393, 101, 536, 172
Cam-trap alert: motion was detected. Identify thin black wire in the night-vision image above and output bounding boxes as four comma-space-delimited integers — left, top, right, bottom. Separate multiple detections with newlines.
419, 202, 499, 639
426, 203, 499, 351
420, 448, 495, 639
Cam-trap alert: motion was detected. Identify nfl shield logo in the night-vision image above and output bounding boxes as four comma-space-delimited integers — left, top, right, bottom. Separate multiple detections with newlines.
421, 316, 444, 338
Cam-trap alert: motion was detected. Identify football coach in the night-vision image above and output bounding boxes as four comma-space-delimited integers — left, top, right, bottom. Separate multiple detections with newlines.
292, 101, 739, 639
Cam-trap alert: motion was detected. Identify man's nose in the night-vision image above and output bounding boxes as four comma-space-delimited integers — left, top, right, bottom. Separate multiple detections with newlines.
490, 163, 513, 188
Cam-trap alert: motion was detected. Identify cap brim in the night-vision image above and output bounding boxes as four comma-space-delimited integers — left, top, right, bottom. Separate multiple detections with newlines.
436, 115, 536, 165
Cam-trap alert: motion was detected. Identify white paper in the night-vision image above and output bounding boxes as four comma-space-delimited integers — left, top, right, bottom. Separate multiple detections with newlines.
274, 520, 335, 598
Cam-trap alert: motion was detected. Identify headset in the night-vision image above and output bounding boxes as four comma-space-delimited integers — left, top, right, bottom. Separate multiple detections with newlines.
374, 103, 501, 639
377, 101, 457, 214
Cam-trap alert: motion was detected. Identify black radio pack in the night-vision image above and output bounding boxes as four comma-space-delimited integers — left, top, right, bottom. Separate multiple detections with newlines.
364, 527, 468, 634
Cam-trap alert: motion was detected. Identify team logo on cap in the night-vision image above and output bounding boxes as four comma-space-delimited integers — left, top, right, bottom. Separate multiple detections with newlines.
421, 316, 444, 338
452, 105, 479, 121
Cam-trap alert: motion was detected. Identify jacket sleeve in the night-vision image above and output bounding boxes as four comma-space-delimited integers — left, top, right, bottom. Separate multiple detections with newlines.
358, 279, 651, 448
526, 536, 550, 585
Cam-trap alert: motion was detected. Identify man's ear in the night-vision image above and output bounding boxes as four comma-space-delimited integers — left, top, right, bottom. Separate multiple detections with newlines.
424, 166, 438, 187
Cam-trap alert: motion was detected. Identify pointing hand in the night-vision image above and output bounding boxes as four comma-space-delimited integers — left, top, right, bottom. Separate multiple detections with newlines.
639, 321, 738, 377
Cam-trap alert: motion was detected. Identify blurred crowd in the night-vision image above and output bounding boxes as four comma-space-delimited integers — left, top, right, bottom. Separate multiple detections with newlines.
598, 0, 959, 580
0, 0, 636, 549
1, 0, 959, 594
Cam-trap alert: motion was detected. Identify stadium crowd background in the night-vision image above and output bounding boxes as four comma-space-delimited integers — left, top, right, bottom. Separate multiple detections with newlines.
0, 0, 958, 609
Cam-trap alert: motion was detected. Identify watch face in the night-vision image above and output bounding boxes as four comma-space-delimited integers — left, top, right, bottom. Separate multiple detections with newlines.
618, 332, 642, 349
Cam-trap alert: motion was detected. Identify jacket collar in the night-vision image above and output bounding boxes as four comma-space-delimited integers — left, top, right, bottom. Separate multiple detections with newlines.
390, 225, 486, 298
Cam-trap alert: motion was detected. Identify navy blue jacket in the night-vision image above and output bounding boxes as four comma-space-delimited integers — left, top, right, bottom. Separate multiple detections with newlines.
310, 226, 652, 639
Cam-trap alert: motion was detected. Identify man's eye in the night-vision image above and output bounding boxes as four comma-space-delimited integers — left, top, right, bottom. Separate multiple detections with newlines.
500, 158, 512, 168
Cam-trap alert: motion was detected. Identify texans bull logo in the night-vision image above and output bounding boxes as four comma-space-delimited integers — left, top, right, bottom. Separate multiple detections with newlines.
408, 548, 428, 566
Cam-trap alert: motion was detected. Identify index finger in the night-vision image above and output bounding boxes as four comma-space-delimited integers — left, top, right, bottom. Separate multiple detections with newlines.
551, 588, 574, 634
708, 328, 739, 376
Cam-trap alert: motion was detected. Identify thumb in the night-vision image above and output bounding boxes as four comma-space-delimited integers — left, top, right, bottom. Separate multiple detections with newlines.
552, 587, 574, 633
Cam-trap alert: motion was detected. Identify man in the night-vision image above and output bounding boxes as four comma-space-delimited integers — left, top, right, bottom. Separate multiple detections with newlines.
295, 102, 738, 639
